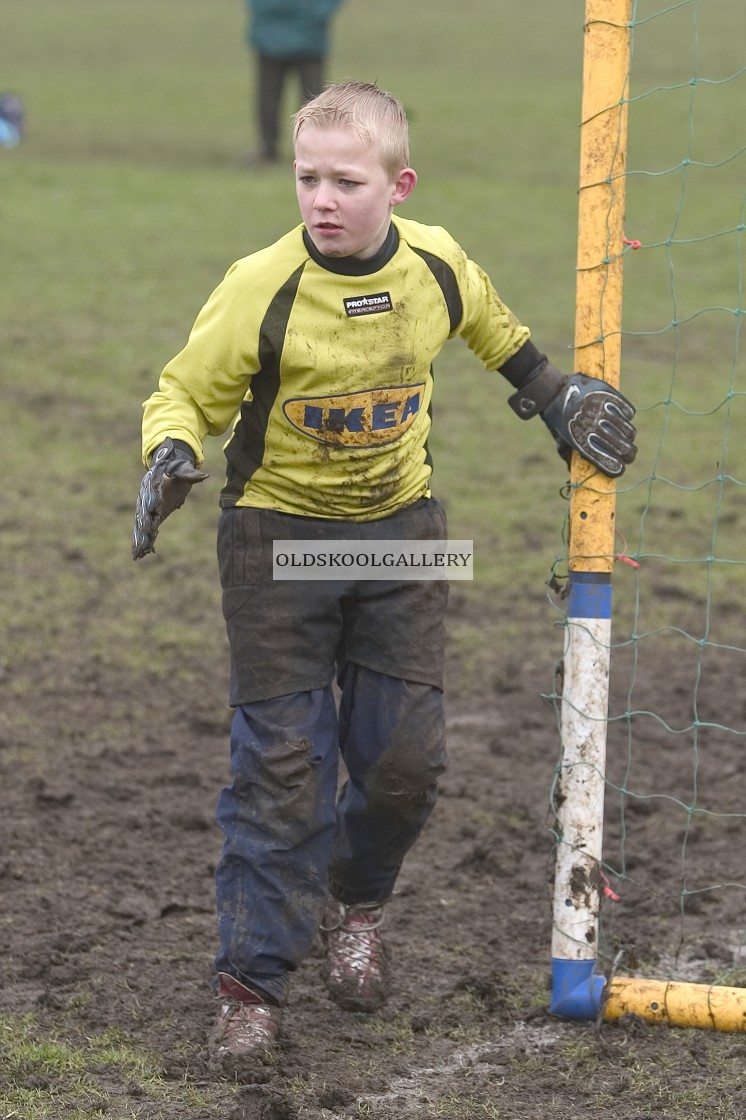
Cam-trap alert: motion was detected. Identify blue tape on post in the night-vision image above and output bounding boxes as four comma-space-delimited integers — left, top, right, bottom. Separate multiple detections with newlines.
567, 572, 612, 620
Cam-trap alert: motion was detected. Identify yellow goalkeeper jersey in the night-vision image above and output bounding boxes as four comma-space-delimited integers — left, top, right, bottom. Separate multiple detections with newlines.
141, 216, 530, 521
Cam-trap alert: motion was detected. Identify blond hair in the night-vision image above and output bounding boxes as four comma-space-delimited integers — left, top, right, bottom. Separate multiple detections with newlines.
293, 81, 410, 179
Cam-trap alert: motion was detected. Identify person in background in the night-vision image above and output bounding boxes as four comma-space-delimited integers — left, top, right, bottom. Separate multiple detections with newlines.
244, 0, 345, 165
0, 93, 25, 147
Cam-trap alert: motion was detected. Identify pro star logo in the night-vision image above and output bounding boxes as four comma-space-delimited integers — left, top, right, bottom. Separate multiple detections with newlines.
283, 384, 424, 447
343, 292, 393, 317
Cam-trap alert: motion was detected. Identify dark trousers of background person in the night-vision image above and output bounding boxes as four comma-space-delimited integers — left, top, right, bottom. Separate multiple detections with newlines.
256, 53, 323, 159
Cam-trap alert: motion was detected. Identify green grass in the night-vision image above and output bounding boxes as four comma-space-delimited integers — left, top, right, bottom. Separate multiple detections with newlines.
2, 1, 738, 645
0, 1016, 216, 1120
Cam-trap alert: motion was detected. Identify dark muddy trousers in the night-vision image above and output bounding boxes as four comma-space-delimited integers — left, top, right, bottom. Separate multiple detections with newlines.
255, 53, 323, 158
213, 663, 446, 1005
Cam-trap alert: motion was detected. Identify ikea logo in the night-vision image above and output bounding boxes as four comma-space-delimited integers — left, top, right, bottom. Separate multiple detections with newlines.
283, 384, 425, 447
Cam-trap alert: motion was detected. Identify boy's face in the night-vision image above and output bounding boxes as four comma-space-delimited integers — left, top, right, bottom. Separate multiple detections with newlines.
294, 124, 416, 260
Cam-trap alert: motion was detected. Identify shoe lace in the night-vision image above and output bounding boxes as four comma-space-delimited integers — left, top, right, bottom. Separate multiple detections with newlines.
332, 907, 385, 970
221, 999, 277, 1043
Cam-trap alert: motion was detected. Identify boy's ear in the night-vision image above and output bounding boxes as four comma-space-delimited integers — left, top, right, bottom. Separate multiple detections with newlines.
391, 167, 417, 206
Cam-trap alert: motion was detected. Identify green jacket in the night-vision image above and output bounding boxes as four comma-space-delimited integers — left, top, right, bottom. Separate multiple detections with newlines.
247, 0, 344, 59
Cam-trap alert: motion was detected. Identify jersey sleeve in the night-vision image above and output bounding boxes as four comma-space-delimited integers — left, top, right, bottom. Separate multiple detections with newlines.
141, 259, 272, 465
454, 248, 531, 370
395, 219, 531, 373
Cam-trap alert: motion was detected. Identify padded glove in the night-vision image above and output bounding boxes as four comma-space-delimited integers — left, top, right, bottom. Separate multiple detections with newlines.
509, 362, 637, 477
132, 438, 208, 560
541, 374, 637, 477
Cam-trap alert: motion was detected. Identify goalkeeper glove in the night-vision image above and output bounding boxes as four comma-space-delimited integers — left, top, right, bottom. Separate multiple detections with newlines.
132, 438, 209, 560
508, 364, 637, 478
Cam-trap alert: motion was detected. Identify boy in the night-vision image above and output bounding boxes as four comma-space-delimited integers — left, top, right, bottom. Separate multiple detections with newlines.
133, 82, 636, 1079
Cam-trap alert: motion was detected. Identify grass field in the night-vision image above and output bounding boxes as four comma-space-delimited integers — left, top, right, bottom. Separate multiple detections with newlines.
2, 1, 745, 1117
0, 0, 584, 636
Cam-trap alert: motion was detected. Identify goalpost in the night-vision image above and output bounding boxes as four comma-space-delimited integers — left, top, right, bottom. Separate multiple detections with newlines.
549, 0, 746, 1030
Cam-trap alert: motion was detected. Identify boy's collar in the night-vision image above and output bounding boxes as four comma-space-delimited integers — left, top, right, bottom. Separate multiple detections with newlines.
302, 223, 399, 275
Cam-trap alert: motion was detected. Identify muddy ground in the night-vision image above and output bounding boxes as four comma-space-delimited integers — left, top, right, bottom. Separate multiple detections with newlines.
1, 581, 746, 1118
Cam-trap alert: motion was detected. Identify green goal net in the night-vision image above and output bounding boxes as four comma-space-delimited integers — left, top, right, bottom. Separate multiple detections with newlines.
549, 0, 746, 1028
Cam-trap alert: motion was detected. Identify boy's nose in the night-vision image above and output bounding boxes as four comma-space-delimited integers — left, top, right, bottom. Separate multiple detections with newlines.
313, 185, 337, 211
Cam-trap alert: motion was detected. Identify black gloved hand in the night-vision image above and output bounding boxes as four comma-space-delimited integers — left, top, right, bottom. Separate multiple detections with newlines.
132, 438, 209, 560
540, 374, 637, 477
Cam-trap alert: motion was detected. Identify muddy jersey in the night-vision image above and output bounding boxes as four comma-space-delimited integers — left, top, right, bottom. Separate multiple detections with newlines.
141, 216, 530, 520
